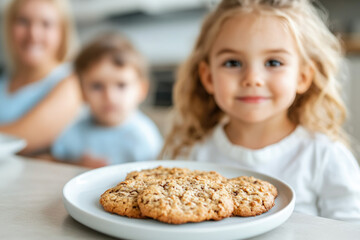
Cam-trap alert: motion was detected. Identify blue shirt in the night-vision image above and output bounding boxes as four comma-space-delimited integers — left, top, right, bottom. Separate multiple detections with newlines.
51, 109, 163, 165
0, 63, 72, 124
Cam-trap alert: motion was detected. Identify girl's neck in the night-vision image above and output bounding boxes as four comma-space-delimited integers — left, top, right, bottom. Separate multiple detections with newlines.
224, 114, 296, 149
9, 60, 61, 93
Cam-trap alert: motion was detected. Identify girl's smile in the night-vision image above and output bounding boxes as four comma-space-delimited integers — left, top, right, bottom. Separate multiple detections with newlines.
235, 96, 271, 104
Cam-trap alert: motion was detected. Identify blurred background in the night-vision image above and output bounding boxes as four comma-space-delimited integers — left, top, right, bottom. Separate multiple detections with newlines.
0, 0, 359, 143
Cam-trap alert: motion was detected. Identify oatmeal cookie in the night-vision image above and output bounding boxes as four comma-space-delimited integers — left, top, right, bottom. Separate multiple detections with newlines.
100, 179, 154, 218
227, 176, 277, 217
126, 166, 227, 183
137, 175, 234, 224
100, 167, 227, 219
125, 166, 192, 181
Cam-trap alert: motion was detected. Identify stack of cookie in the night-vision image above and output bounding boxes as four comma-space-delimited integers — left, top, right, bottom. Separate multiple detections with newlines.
100, 166, 278, 224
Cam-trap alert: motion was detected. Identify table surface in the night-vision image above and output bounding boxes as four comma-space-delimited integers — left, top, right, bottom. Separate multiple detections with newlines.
0, 156, 359, 240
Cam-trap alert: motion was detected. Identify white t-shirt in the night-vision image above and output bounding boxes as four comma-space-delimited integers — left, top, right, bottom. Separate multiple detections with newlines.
186, 124, 360, 222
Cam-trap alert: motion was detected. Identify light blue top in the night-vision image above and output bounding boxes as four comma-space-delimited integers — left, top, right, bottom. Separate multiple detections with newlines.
51, 109, 163, 165
0, 63, 72, 124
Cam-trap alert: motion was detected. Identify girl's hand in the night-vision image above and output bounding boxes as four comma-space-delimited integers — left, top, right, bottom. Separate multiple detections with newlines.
79, 154, 109, 168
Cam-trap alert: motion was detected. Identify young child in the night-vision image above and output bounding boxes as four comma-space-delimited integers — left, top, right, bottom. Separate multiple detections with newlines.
52, 33, 163, 167
161, 0, 360, 222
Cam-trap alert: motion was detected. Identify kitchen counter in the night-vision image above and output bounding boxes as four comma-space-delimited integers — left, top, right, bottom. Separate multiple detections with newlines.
0, 156, 359, 240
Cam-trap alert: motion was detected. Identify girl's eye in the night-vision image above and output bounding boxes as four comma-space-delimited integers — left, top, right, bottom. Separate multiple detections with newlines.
223, 60, 242, 68
265, 60, 282, 67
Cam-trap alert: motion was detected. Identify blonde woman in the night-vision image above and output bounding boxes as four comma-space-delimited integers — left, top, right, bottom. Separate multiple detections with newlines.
161, 0, 360, 222
0, 0, 82, 154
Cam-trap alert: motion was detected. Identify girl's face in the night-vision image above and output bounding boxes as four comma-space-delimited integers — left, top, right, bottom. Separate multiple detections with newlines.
81, 58, 147, 127
11, 0, 62, 67
200, 13, 311, 126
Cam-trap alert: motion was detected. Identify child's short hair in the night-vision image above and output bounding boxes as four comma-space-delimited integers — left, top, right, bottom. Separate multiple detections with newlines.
161, 0, 348, 159
75, 33, 148, 81
3, 0, 78, 68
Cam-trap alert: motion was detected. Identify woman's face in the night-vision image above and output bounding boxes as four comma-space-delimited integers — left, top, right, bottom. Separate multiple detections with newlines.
11, 0, 63, 67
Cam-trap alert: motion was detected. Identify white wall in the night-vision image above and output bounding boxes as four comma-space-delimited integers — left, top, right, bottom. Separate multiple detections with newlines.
77, 10, 206, 66
346, 57, 360, 154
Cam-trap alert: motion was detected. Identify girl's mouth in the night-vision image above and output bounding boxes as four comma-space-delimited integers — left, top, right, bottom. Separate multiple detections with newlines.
236, 96, 270, 103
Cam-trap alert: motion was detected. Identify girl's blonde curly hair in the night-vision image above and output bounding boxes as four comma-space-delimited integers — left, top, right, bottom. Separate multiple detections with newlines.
160, 0, 348, 159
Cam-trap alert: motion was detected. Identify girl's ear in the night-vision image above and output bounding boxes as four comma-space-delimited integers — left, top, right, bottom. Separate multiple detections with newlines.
199, 61, 215, 94
297, 63, 314, 94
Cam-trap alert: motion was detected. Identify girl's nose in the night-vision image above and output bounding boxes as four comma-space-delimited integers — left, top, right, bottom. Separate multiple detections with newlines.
241, 67, 264, 87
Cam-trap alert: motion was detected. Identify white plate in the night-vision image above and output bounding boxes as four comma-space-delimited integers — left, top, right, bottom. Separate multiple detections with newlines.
0, 133, 26, 160
63, 161, 295, 240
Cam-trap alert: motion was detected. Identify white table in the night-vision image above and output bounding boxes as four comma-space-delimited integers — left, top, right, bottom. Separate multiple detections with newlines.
0, 156, 359, 240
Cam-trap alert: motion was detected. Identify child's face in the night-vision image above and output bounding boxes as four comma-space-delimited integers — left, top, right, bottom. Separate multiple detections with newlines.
11, 0, 62, 67
81, 58, 147, 126
200, 13, 311, 125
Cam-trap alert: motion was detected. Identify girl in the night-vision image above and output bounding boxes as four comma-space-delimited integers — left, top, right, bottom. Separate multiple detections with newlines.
161, 0, 360, 222
0, 0, 82, 154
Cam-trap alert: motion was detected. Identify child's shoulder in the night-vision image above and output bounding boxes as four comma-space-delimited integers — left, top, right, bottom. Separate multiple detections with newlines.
298, 126, 354, 161
55, 108, 94, 140
66, 109, 94, 131
122, 111, 162, 141
129, 111, 161, 133
297, 125, 332, 144
299, 126, 342, 147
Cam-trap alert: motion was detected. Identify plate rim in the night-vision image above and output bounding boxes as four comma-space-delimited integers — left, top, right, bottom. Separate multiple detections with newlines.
63, 160, 296, 238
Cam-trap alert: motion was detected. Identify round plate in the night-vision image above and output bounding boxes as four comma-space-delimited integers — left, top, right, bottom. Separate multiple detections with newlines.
0, 133, 26, 160
63, 161, 295, 240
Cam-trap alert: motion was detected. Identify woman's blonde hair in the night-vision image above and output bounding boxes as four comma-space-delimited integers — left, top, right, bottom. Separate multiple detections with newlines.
161, 0, 348, 159
2, 0, 78, 68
